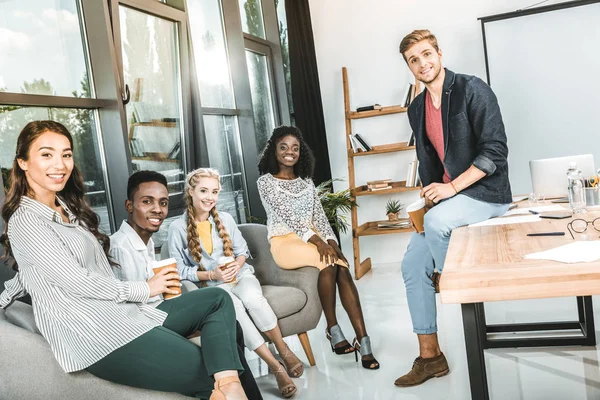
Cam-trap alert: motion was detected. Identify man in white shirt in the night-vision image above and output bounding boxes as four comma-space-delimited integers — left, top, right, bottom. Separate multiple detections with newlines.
109, 170, 170, 305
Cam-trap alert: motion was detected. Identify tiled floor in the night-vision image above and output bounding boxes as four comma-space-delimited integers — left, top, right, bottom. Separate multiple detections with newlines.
245, 263, 600, 400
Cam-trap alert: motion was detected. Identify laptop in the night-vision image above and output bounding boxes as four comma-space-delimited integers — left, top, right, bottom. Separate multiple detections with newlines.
529, 154, 595, 200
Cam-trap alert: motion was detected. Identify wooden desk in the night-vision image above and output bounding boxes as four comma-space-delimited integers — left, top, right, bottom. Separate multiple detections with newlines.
440, 205, 599, 400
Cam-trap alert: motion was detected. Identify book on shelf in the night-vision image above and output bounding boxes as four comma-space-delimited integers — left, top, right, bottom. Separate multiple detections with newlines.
408, 132, 415, 147
353, 134, 372, 151
402, 83, 414, 107
349, 135, 365, 152
367, 178, 392, 191
356, 104, 382, 112
368, 185, 392, 192
349, 134, 358, 153
406, 160, 419, 187
415, 169, 421, 187
367, 179, 392, 185
370, 183, 390, 189
377, 219, 411, 229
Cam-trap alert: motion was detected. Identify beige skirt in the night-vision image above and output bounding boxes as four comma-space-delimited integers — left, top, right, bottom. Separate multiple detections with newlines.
270, 233, 349, 270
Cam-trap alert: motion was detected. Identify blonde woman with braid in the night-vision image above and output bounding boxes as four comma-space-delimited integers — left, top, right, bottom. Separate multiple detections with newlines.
168, 168, 301, 398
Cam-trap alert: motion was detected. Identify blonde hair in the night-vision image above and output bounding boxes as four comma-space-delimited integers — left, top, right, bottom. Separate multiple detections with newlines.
399, 29, 440, 62
184, 168, 234, 286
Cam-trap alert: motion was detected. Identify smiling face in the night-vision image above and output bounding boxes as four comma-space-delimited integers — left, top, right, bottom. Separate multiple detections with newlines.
17, 130, 74, 199
404, 39, 443, 85
127, 181, 169, 238
276, 134, 300, 169
189, 176, 220, 216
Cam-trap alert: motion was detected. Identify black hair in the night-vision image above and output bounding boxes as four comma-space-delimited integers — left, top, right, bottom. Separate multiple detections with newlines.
257, 125, 315, 179
127, 170, 168, 200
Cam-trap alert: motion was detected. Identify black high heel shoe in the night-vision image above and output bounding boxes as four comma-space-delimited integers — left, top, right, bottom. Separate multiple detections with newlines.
353, 336, 380, 370
326, 325, 354, 355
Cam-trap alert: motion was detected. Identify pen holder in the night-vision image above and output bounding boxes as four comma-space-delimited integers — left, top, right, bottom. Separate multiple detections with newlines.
585, 187, 600, 206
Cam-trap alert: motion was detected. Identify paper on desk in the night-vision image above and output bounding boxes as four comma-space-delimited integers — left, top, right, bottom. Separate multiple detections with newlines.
468, 214, 541, 228
503, 205, 566, 216
524, 241, 600, 264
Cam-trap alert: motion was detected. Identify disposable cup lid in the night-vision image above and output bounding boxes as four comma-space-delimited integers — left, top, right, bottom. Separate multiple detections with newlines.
407, 198, 426, 212
153, 258, 177, 268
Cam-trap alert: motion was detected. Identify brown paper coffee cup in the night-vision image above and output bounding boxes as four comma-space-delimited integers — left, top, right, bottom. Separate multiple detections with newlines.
152, 258, 181, 300
407, 198, 427, 234
218, 256, 237, 284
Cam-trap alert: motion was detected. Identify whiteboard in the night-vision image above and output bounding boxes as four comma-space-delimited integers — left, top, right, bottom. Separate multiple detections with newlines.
482, 2, 600, 195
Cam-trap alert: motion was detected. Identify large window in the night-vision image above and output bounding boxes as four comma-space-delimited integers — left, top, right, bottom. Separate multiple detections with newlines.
1, 0, 293, 236
0, 0, 112, 232
0, 1, 90, 98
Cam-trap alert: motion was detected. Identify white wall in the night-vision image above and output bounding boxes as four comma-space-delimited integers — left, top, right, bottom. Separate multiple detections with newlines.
309, 0, 578, 270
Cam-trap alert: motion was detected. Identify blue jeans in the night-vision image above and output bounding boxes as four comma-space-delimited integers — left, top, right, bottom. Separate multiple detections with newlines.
401, 194, 510, 334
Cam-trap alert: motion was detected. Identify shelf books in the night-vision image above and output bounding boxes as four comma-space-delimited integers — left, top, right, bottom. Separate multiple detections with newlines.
377, 219, 411, 229
406, 160, 419, 187
349, 134, 372, 152
356, 104, 382, 112
402, 83, 415, 107
367, 179, 392, 191
353, 134, 371, 151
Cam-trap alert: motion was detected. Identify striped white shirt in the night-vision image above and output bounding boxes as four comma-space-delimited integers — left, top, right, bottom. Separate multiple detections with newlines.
0, 197, 167, 373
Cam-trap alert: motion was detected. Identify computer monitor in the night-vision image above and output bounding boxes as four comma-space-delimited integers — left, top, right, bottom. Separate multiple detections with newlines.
529, 154, 596, 199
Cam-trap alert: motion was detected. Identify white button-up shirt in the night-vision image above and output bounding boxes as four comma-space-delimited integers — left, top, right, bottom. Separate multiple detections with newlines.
109, 221, 162, 304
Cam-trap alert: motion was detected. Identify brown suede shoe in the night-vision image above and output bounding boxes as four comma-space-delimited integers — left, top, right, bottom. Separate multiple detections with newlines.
394, 353, 449, 387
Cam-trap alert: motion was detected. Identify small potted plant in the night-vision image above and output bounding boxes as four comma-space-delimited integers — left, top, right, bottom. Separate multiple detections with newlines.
385, 199, 404, 221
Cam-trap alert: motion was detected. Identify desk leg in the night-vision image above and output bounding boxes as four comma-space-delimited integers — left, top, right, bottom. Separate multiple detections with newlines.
462, 303, 489, 400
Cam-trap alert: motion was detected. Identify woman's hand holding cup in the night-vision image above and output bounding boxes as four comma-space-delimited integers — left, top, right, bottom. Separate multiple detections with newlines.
217, 256, 238, 283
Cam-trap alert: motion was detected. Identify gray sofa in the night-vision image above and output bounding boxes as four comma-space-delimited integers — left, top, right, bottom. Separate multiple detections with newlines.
0, 223, 322, 399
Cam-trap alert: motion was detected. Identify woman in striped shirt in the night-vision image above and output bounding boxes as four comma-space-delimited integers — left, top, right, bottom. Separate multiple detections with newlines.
0, 121, 247, 400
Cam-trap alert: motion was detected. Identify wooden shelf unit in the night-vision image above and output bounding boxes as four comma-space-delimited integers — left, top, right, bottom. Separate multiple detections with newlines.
343, 66, 420, 279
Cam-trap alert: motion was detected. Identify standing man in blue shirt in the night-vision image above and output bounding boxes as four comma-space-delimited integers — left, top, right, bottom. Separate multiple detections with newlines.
395, 30, 513, 387
109, 170, 262, 399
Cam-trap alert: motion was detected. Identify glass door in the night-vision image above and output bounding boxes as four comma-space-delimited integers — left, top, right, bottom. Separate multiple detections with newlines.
244, 39, 279, 155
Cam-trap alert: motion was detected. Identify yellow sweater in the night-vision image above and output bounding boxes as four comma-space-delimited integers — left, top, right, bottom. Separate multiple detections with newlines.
196, 220, 213, 255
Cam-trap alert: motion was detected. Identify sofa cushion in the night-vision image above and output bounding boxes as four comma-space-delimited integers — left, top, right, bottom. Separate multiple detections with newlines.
262, 285, 307, 319
5, 301, 40, 334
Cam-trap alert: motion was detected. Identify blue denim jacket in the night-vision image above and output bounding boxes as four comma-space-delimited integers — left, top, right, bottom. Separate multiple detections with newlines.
167, 211, 253, 286
408, 69, 512, 204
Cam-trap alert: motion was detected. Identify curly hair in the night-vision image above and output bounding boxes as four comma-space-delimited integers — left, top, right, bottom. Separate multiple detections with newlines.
184, 168, 234, 286
257, 125, 315, 179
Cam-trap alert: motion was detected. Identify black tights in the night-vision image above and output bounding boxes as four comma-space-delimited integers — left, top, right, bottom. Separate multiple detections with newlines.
317, 264, 367, 344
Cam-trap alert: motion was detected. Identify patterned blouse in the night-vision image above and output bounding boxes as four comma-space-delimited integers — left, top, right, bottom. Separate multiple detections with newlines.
0, 197, 166, 373
257, 173, 337, 243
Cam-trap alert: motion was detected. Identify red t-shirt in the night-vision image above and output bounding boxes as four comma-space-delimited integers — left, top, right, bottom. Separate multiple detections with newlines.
425, 91, 451, 183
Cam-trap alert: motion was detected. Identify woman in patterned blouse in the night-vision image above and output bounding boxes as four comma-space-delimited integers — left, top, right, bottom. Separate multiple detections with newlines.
257, 126, 379, 370
0, 121, 248, 400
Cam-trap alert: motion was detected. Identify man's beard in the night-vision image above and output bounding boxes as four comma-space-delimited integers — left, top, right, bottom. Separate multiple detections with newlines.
421, 65, 441, 84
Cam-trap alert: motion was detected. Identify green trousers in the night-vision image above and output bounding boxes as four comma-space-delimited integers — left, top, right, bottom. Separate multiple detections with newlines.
87, 288, 243, 399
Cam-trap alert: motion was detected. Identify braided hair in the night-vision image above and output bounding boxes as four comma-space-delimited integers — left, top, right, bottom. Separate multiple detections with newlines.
184, 168, 234, 286
257, 125, 315, 179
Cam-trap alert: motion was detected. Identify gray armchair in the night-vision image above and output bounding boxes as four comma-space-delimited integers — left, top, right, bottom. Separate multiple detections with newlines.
163, 223, 322, 366
238, 223, 322, 366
